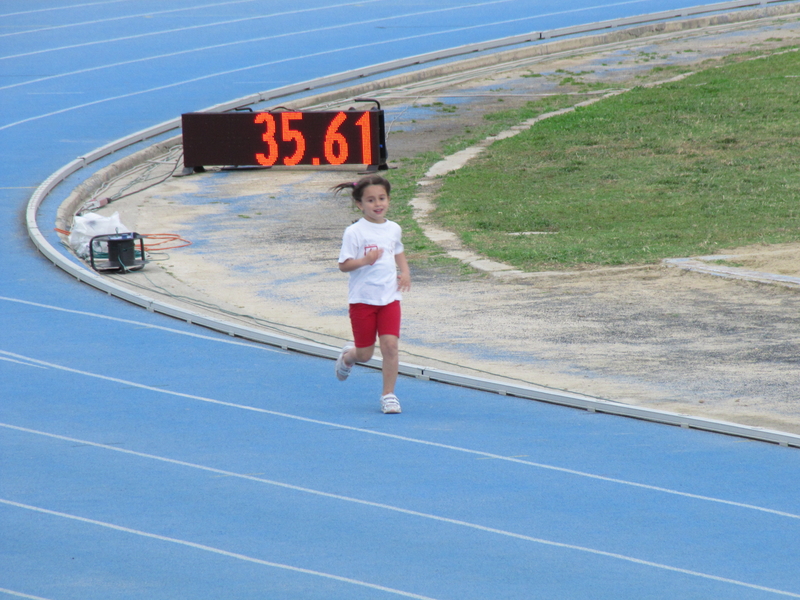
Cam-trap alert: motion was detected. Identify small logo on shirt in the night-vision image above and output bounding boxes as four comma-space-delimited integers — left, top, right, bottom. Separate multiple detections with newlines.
364, 244, 378, 256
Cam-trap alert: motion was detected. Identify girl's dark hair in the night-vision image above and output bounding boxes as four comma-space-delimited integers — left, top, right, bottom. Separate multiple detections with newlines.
331, 174, 391, 203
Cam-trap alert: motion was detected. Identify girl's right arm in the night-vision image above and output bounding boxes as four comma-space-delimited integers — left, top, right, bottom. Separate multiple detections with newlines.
339, 248, 383, 272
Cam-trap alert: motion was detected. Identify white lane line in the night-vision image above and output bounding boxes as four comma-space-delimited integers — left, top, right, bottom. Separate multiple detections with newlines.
2, 478, 798, 597
0, 296, 283, 353
0, 0, 132, 19
0, 0, 264, 38
0, 0, 653, 131
1, 11, 383, 94
1, 351, 799, 523
0, 0, 552, 41
0, 588, 53, 600
0, 498, 440, 600
0, 356, 47, 369
0, 0, 385, 63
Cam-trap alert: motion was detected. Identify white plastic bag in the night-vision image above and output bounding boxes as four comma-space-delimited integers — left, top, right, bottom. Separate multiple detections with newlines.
68, 211, 131, 259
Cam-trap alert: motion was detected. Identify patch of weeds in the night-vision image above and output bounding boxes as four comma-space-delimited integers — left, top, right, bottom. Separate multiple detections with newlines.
710, 259, 746, 268
650, 65, 686, 75
424, 101, 458, 113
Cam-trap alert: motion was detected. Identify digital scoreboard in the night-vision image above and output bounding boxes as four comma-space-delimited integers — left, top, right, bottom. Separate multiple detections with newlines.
181, 108, 387, 170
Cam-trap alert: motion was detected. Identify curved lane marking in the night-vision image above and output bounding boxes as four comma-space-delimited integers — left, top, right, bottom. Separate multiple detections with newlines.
0, 0, 385, 62
0, 498, 439, 600
0, 0, 653, 130
0, 0, 264, 38
1, 351, 798, 523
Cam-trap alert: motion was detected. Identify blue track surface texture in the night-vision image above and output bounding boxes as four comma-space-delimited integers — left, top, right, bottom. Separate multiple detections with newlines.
2, 2, 800, 599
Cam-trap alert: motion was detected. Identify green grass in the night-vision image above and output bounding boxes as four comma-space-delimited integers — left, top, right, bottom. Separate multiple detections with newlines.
395, 47, 800, 271
386, 94, 595, 267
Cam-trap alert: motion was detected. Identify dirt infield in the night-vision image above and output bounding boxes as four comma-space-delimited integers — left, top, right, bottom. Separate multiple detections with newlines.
90, 10, 800, 434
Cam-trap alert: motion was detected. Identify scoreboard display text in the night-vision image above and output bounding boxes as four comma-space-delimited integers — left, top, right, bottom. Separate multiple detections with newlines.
181, 110, 387, 169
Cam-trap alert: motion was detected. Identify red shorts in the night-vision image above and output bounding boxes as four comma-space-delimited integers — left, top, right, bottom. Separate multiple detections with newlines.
349, 301, 401, 348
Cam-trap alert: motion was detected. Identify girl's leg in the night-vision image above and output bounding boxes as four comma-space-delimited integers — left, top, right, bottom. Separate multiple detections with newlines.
347, 303, 379, 366
346, 345, 375, 365
335, 343, 374, 382
378, 334, 399, 396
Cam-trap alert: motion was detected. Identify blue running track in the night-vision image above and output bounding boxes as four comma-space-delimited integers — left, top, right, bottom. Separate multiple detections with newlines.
2, 2, 800, 599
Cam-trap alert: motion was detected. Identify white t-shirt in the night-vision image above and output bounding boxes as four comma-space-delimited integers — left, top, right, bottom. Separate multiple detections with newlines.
338, 218, 404, 306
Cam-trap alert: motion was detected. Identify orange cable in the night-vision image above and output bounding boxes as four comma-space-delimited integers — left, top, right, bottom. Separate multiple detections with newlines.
54, 229, 192, 251
142, 233, 192, 250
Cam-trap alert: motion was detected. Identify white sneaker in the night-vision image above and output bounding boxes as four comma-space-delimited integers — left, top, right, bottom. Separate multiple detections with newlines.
380, 393, 402, 414
335, 344, 354, 381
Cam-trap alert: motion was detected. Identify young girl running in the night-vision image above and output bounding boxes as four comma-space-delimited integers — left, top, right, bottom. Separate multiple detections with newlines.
333, 175, 411, 414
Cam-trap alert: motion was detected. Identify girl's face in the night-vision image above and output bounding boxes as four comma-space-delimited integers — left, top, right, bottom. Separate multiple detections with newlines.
357, 184, 390, 224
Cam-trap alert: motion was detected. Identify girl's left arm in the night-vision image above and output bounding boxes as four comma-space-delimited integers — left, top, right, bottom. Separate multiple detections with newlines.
395, 252, 411, 292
